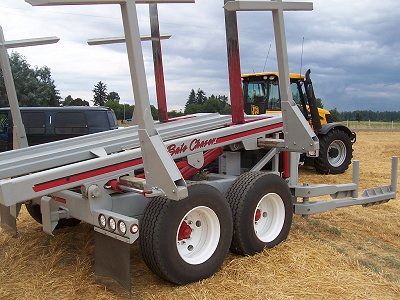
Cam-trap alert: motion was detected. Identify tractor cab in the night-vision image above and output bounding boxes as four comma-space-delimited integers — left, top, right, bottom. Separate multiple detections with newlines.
242, 71, 332, 126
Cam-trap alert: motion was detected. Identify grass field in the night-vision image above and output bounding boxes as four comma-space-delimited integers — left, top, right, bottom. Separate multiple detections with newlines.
338, 121, 400, 130
0, 131, 399, 299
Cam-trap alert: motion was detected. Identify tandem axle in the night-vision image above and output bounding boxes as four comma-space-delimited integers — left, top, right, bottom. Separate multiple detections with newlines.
0, 0, 398, 293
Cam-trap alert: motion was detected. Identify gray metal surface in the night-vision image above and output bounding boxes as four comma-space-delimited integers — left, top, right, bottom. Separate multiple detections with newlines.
225, 0, 318, 153
294, 157, 398, 215
0, 115, 284, 206
87, 34, 171, 45
0, 204, 17, 235
26, 0, 194, 201
0, 114, 233, 179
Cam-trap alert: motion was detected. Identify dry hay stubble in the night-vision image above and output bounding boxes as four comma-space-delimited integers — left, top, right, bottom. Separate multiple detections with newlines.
0, 131, 399, 299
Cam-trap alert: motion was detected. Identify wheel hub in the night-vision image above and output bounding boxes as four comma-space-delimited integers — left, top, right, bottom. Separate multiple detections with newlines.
176, 206, 221, 265
253, 193, 285, 243
178, 221, 192, 241
328, 147, 339, 158
255, 209, 262, 222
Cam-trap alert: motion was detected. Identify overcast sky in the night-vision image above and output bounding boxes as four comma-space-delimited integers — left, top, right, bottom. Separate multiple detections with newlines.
0, 0, 399, 111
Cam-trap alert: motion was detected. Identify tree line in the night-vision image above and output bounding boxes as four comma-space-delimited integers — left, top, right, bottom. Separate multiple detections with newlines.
331, 110, 400, 122
1, 52, 399, 122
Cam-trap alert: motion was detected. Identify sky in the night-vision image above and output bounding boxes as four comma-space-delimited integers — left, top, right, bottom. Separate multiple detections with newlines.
0, 0, 399, 112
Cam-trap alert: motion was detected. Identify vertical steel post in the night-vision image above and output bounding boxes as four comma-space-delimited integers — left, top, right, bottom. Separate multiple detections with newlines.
224, 0, 245, 124
149, 4, 168, 122
0, 26, 28, 150
352, 160, 359, 198
391, 157, 398, 195
121, 1, 156, 133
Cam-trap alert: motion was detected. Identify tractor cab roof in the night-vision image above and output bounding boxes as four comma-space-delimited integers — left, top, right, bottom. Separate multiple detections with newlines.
241, 72, 304, 80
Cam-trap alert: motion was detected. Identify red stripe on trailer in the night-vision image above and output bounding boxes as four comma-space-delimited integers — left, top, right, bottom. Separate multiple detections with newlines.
32, 123, 282, 192
180, 148, 224, 180
216, 123, 283, 144
33, 158, 143, 192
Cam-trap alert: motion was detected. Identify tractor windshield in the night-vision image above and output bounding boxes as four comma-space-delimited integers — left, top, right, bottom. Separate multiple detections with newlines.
243, 76, 303, 115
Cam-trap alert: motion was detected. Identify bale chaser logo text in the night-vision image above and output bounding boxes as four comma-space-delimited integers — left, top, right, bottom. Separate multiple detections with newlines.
167, 138, 217, 156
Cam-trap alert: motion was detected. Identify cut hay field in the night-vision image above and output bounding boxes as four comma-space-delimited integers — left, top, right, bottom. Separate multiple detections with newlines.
1, 131, 399, 300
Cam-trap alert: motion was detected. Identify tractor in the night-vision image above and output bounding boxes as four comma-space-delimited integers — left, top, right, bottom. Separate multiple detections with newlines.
242, 69, 356, 174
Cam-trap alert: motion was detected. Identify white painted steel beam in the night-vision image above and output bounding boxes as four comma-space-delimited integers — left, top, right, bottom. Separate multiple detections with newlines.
224, 1, 313, 12
87, 35, 171, 45
26, 0, 194, 6
0, 37, 60, 49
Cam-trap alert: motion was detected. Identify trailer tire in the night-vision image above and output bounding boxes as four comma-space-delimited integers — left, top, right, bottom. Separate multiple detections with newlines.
315, 129, 352, 174
25, 202, 81, 228
139, 183, 232, 285
226, 172, 293, 256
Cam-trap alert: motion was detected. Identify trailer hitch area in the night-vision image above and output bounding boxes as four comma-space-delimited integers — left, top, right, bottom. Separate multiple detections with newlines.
0, 203, 21, 236
105, 177, 165, 198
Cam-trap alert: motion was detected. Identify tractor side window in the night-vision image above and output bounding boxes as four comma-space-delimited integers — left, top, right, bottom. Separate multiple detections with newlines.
291, 82, 302, 106
268, 81, 281, 110
246, 82, 267, 104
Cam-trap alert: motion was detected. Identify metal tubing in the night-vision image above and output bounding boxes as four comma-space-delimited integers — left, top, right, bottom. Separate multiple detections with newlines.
391, 157, 398, 194
0, 27, 29, 149
87, 35, 171, 45
352, 160, 359, 198
150, 4, 168, 122
1, 36, 59, 49
224, 0, 245, 124
250, 148, 277, 172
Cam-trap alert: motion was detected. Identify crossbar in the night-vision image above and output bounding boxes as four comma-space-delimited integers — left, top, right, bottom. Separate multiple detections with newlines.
224, 1, 313, 12
87, 35, 171, 45
26, 0, 195, 5
0, 37, 60, 49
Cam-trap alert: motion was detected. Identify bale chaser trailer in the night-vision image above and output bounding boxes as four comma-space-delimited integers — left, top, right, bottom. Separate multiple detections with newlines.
0, 0, 398, 293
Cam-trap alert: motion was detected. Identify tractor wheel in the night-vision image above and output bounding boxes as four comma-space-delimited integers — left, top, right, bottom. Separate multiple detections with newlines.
225, 172, 293, 256
139, 183, 232, 285
314, 129, 353, 174
25, 202, 81, 228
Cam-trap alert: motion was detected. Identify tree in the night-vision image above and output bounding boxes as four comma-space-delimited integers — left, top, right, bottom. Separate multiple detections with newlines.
0, 52, 60, 107
315, 97, 324, 108
184, 89, 231, 115
195, 89, 206, 105
329, 108, 341, 122
93, 81, 108, 106
107, 91, 120, 102
185, 89, 196, 110
63, 95, 89, 106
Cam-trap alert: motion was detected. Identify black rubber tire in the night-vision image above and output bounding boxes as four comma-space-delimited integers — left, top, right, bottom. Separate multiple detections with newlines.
225, 172, 293, 256
139, 183, 232, 285
314, 129, 353, 174
25, 202, 81, 229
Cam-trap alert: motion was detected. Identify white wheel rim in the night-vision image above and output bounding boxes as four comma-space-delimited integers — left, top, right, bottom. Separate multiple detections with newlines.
253, 193, 285, 243
176, 206, 220, 265
328, 140, 347, 167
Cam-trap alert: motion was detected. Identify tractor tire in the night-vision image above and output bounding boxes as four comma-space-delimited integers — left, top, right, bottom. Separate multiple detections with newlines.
225, 172, 293, 256
139, 183, 232, 285
25, 202, 81, 229
314, 129, 353, 174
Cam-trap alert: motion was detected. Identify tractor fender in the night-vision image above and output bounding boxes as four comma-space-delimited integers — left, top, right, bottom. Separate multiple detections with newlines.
317, 123, 356, 143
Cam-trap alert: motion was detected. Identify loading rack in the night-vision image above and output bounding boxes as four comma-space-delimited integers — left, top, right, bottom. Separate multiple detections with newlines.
0, 0, 397, 293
